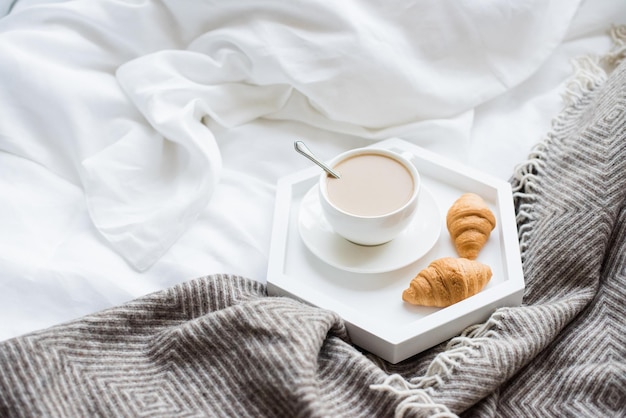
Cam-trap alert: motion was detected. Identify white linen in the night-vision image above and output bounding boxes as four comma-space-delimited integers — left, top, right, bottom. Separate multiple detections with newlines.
0, 0, 625, 340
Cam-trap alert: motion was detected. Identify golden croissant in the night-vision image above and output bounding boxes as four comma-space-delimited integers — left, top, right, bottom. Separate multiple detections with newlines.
402, 257, 492, 307
446, 193, 496, 260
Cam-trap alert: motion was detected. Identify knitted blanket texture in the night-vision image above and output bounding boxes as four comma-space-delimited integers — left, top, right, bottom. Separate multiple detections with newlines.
2, 37, 626, 418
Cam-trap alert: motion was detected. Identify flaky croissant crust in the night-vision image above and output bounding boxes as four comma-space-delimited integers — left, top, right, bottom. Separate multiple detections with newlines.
402, 257, 492, 307
446, 193, 496, 260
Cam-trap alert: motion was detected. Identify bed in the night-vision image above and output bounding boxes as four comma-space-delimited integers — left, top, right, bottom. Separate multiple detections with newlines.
1, 1, 625, 417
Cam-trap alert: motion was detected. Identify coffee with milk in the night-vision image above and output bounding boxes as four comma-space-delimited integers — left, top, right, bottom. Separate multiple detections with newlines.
325, 153, 414, 216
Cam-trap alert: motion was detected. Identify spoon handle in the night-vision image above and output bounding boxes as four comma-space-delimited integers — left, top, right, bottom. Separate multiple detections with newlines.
294, 141, 341, 179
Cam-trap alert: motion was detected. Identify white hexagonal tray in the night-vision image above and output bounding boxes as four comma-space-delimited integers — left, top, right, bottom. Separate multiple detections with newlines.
267, 138, 524, 363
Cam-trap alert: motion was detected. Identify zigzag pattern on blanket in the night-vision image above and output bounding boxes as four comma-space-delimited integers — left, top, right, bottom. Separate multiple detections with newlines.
461, 53, 626, 415
0, 275, 412, 417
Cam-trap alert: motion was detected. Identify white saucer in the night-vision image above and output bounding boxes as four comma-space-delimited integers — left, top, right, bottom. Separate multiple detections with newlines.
298, 185, 441, 274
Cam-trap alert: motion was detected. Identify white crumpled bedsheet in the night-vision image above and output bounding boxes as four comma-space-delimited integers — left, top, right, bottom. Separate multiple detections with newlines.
0, 0, 624, 340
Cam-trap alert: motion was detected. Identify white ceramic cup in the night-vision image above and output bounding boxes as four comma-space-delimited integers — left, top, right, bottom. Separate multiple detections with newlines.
319, 148, 420, 246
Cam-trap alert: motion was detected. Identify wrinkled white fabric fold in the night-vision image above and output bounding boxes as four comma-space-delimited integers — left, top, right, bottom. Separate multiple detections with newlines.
0, 0, 582, 269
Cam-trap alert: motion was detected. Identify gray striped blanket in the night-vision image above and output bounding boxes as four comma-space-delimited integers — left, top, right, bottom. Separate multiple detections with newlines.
1, 45, 625, 418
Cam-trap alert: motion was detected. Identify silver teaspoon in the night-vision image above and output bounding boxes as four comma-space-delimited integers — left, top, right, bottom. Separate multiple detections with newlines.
294, 141, 341, 179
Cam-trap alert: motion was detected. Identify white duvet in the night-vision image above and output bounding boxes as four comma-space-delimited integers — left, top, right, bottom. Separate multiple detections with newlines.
1, 0, 625, 340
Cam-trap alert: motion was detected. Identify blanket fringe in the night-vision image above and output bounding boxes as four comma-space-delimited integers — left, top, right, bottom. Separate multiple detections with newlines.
562, 24, 625, 107
562, 55, 606, 107
512, 24, 625, 261
370, 375, 456, 418
409, 313, 504, 388
371, 313, 505, 417
603, 25, 626, 69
